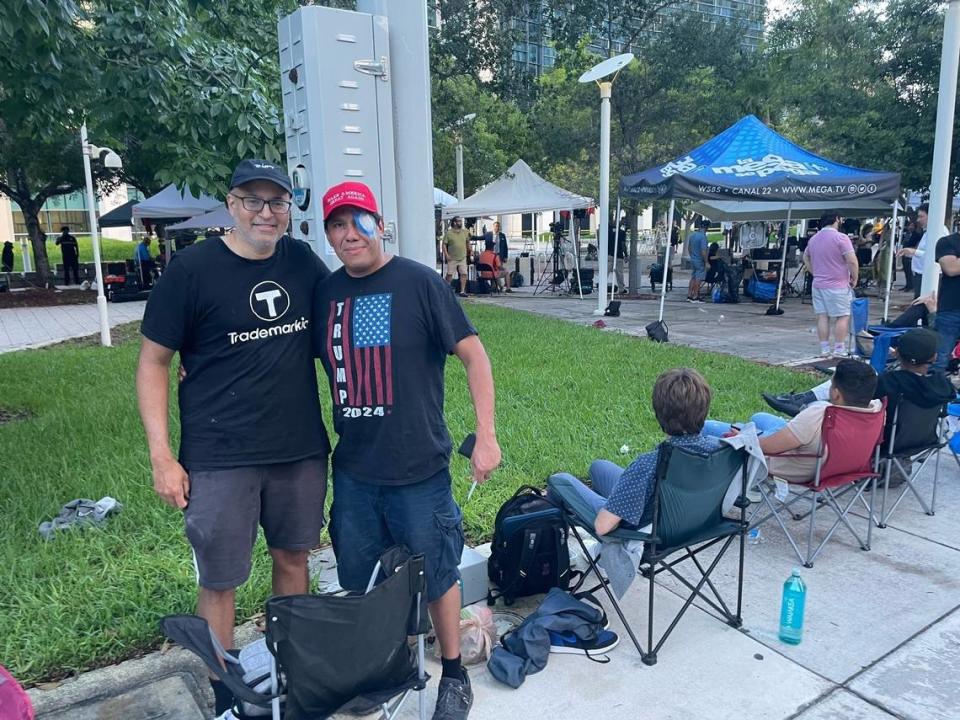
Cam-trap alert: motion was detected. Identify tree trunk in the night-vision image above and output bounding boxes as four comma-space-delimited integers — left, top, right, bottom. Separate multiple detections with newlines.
22, 203, 51, 285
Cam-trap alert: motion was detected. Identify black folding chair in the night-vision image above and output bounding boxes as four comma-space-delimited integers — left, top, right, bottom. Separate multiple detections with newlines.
162, 546, 429, 720
474, 262, 502, 294
548, 444, 749, 666
875, 397, 949, 527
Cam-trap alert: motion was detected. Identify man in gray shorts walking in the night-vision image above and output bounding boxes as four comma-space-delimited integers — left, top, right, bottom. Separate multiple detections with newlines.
804, 211, 859, 356
136, 159, 331, 716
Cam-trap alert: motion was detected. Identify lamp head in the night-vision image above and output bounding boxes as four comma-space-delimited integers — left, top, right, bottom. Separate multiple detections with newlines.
578, 53, 635, 84
102, 150, 122, 169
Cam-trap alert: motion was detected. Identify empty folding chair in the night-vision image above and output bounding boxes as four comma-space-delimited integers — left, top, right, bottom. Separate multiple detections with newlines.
752, 404, 886, 567
548, 443, 749, 666
875, 397, 948, 527
162, 546, 429, 720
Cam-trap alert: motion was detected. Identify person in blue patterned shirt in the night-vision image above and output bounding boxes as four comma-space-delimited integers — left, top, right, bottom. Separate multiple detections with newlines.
549, 368, 719, 535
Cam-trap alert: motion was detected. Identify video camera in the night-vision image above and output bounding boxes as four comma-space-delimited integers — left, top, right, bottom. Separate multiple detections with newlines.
549, 221, 564, 241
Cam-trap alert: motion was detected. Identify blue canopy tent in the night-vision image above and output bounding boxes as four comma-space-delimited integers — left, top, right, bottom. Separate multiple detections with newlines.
621, 115, 901, 320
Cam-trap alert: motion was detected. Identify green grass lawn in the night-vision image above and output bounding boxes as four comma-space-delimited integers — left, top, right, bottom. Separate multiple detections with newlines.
0, 305, 807, 684
8, 235, 138, 273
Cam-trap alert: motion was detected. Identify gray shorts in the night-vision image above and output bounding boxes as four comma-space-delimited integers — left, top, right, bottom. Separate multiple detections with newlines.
184, 456, 328, 590
812, 286, 852, 317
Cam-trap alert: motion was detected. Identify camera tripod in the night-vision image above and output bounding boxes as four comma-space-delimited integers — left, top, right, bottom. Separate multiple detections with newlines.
533, 233, 570, 295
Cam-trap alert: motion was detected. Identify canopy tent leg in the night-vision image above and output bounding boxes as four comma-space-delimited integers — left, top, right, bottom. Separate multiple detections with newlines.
882, 201, 900, 322
569, 208, 584, 300
770, 203, 793, 315
658, 199, 676, 323
611, 196, 621, 297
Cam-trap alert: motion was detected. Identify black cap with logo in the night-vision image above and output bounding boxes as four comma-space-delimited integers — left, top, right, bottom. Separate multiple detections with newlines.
229, 159, 292, 194
896, 328, 939, 365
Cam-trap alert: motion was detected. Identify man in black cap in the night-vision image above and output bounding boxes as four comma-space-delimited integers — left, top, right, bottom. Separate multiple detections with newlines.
763, 328, 953, 428
136, 159, 331, 716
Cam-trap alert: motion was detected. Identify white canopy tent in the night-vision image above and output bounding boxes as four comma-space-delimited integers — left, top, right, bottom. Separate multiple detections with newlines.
433, 187, 457, 207
441, 159, 594, 218
441, 159, 595, 298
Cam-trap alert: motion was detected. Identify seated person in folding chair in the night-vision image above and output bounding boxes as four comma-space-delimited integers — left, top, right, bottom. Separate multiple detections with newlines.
548, 368, 719, 535
703, 359, 881, 484
477, 239, 512, 293
761, 329, 953, 486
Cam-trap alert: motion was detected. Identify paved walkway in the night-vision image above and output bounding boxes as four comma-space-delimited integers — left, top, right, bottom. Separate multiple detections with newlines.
15, 264, 958, 719
0, 301, 146, 353
473, 264, 914, 366
29, 458, 960, 718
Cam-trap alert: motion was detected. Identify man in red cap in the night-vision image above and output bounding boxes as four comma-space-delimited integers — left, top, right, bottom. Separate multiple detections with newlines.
314, 181, 501, 720
137, 159, 331, 716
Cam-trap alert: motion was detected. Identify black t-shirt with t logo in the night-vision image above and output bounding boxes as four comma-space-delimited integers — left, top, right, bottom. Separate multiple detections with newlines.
313, 256, 476, 485
141, 236, 331, 470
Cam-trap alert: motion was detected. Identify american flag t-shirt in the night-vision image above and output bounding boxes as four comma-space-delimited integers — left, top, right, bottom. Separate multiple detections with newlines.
326, 293, 393, 409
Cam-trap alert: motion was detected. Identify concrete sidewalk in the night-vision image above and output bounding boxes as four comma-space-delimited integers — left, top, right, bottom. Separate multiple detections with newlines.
28, 458, 960, 719
0, 301, 146, 353
471, 272, 915, 367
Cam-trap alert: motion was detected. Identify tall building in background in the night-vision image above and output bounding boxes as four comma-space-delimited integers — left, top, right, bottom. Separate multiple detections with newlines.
511, 0, 766, 75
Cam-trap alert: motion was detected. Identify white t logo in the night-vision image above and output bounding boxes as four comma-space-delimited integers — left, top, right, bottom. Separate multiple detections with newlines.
249, 281, 290, 322
255, 289, 283, 317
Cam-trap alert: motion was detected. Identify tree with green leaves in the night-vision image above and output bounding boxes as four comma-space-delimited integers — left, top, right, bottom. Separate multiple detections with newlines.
0, 0, 292, 283
761, 0, 958, 198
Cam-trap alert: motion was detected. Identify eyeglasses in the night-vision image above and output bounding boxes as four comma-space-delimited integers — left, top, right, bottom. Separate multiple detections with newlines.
230, 193, 292, 214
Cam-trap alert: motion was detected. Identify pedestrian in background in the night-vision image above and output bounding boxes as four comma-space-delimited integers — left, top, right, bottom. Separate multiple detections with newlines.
56, 226, 80, 285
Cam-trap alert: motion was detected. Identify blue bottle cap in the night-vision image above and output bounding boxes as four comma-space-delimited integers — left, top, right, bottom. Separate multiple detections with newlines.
791, 568, 802, 577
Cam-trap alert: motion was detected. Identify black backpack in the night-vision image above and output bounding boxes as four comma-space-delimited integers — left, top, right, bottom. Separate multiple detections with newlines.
487, 486, 572, 605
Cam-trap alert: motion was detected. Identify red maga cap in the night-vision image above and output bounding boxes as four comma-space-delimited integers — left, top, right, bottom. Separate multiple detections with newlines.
322, 181, 379, 220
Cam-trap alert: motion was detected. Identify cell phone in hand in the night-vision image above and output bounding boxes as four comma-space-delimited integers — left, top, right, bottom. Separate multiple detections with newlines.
458, 433, 476, 459
459, 433, 479, 501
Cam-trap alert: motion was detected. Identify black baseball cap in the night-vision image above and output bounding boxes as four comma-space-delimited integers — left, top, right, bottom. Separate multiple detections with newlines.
229, 159, 292, 194
896, 328, 939, 364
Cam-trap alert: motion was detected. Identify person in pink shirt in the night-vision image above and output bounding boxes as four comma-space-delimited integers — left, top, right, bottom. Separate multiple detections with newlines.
803, 212, 859, 356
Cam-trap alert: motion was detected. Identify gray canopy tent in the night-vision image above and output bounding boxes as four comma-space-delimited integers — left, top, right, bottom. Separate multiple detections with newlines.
621, 116, 901, 323
133, 184, 222, 263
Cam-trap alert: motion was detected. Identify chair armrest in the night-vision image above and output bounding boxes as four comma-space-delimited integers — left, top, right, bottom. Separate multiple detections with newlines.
546, 475, 654, 543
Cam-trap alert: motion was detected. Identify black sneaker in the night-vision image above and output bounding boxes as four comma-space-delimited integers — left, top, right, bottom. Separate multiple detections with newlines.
548, 629, 620, 658
762, 392, 809, 417
432, 668, 473, 720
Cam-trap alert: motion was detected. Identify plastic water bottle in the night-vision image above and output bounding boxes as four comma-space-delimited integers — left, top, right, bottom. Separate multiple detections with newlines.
779, 568, 807, 645
748, 527, 762, 545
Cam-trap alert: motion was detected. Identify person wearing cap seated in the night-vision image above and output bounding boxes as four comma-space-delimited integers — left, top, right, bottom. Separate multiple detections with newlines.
477, 238, 512, 293
705, 360, 882, 484
764, 328, 953, 415
313, 181, 501, 720
761, 330, 953, 484
136, 159, 332, 717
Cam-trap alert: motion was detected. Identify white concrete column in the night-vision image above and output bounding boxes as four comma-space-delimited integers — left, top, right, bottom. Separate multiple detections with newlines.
359, 0, 436, 269
921, 0, 960, 295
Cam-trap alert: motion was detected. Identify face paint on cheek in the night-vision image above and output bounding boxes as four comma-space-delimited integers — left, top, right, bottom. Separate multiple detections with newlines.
353, 210, 377, 240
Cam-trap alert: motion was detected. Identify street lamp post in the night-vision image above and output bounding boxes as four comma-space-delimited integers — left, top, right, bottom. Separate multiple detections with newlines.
921, 0, 960, 296
579, 53, 635, 315
452, 112, 476, 201
80, 122, 122, 347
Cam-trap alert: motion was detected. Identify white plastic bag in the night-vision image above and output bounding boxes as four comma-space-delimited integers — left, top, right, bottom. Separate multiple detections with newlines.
435, 606, 497, 665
